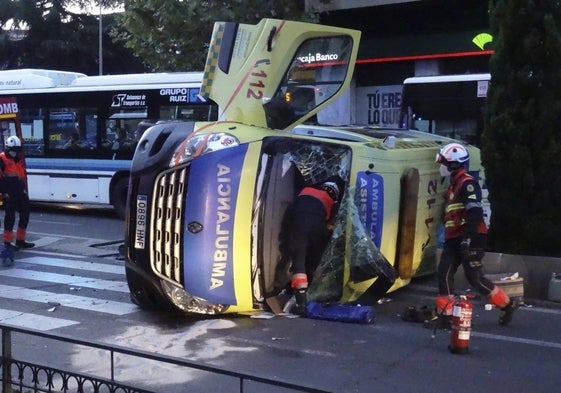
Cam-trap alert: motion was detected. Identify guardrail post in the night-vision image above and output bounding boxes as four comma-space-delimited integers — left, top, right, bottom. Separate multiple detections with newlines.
2, 327, 12, 393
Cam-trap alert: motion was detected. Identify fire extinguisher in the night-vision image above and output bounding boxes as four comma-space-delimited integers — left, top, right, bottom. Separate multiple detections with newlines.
449, 295, 473, 354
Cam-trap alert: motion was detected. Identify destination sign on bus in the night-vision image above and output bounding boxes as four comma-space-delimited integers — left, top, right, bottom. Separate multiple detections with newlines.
0, 97, 19, 119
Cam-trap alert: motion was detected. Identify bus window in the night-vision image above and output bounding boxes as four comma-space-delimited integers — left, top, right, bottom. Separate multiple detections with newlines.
49, 108, 97, 151
18, 109, 45, 156
401, 73, 489, 146
105, 111, 147, 159
159, 104, 216, 121
0, 69, 218, 218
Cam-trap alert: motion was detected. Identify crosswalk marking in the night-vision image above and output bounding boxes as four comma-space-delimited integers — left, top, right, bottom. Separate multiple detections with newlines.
0, 254, 141, 331
19, 256, 125, 275
0, 284, 138, 315
29, 236, 63, 248
0, 269, 129, 293
0, 308, 79, 330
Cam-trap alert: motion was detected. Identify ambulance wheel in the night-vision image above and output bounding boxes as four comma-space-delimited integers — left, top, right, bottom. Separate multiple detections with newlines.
125, 268, 174, 311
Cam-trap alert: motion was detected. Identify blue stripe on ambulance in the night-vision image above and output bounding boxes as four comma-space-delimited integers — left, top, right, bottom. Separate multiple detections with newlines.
356, 172, 384, 248
183, 144, 248, 305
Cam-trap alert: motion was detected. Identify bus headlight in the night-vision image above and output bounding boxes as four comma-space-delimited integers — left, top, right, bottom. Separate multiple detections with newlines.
161, 281, 229, 314
169, 133, 240, 167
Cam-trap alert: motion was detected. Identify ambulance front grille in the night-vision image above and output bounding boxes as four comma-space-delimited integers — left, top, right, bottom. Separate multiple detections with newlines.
150, 167, 186, 286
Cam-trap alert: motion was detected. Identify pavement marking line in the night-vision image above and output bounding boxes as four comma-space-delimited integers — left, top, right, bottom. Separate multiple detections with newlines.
19, 256, 124, 275
473, 331, 561, 350
24, 250, 88, 259
0, 284, 138, 315
0, 269, 129, 293
0, 308, 79, 331
29, 230, 108, 242
519, 306, 561, 315
28, 236, 63, 248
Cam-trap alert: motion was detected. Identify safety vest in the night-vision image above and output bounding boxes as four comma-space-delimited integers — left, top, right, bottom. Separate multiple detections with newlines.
0, 152, 26, 182
298, 186, 335, 221
443, 169, 487, 239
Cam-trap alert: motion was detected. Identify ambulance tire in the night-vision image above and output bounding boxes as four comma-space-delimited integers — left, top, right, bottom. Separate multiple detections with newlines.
111, 176, 129, 220
125, 268, 174, 311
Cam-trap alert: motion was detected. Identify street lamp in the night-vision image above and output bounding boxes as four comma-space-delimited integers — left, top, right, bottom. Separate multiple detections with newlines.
98, 2, 103, 75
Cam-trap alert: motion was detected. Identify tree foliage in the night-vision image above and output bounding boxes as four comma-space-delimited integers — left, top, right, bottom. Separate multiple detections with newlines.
482, 1, 561, 256
0, 0, 146, 74
114, 0, 321, 72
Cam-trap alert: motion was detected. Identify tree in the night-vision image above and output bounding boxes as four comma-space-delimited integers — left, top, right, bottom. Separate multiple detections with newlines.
482, 1, 561, 256
0, 0, 146, 74
114, 0, 323, 72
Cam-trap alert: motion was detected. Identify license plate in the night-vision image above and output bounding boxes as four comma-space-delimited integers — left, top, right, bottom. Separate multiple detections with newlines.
135, 195, 148, 249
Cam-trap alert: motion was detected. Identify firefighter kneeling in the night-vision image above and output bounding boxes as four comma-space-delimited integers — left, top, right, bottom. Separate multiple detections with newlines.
434, 143, 517, 331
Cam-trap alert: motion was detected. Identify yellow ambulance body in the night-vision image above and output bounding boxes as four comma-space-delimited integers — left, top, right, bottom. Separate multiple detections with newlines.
124, 19, 486, 314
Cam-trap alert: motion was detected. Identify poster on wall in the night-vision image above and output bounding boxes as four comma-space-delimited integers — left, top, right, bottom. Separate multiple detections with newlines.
356, 85, 402, 127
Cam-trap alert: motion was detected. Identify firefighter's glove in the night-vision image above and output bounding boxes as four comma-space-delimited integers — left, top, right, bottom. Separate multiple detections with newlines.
460, 237, 484, 262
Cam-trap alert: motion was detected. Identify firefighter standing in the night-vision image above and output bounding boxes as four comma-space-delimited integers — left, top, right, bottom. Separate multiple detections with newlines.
0, 136, 34, 249
435, 143, 516, 327
284, 177, 343, 315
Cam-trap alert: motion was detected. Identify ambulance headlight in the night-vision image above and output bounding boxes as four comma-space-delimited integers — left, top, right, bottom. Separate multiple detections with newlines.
169, 133, 239, 167
161, 281, 229, 314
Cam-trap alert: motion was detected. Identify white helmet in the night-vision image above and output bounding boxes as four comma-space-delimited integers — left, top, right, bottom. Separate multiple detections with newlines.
320, 181, 340, 202
5, 136, 22, 149
436, 143, 469, 165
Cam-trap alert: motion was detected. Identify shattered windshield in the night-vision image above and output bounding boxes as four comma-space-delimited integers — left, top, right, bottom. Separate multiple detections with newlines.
308, 187, 397, 304
257, 137, 397, 306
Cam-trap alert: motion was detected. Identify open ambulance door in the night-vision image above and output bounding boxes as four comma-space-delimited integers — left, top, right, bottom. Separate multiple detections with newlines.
199, 19, 361, 130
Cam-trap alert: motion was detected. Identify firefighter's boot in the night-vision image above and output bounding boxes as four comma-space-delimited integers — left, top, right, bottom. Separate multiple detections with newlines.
15, 239, 35, 249
293, 288, 308, 316
488, 286, 516, 326
499, 299, 518, 326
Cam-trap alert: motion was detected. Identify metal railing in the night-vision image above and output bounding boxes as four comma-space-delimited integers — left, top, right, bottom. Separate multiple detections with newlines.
1, 323, 329, 393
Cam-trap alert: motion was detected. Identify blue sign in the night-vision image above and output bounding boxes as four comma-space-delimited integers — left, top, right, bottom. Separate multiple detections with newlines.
356, 172, 384, 248
183, 144, 248, 305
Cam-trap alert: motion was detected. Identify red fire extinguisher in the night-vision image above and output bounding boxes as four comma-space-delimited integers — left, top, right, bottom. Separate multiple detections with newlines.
449, 295, 473, 354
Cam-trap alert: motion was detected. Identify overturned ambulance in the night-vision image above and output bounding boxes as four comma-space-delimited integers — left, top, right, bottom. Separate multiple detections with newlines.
123, 19, 485, 314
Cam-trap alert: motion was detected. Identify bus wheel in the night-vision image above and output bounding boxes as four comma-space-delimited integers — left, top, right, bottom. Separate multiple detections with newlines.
125, 268, 174, 311
111, 176, 129, 220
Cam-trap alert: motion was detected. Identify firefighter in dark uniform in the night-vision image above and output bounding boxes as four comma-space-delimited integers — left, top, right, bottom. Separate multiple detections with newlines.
0, 136, 34, 249
285, 177, 343, 315
435, 142, 516, 327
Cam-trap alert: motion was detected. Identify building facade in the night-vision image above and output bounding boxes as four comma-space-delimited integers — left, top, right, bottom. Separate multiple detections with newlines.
307, 0, 492, 127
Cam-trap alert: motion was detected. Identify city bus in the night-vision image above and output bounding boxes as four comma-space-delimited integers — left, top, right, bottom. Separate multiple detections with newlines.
400, 73, 490, 146
0, 69, 218, 218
